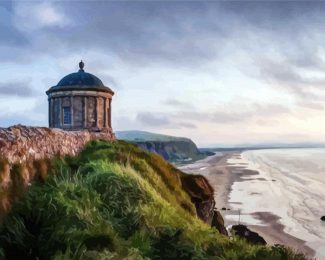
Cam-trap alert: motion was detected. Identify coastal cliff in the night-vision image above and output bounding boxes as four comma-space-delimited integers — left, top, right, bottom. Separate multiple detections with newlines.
0, 126, 218, 226
0, 126, 306, 259
116, 130, 209, 163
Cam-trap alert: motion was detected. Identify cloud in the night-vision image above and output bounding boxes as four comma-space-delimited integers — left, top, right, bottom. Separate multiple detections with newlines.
174, 103, 290, 125
0, 99, 47, 127
295, 100, 324, 111
0, 81, 36, 97
5, 1, 325, 69
178, 122, 197, 129
100, 74, 119, 90
255, 58, 325, 99
134, 112, 197, 129
0, 4, 28, 46
136, 112, 170, 126
214, 103, 290, 124
134, 102, 289, 130
13, 1, 70, 32
6, 2, 234, 67
164, 98, 193, 109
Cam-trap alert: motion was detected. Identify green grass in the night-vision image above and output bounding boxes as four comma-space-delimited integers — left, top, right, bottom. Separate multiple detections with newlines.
0, 140, 306, 259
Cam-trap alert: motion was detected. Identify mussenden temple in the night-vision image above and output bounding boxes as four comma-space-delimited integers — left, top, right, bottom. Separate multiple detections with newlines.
46, 61, 114, 135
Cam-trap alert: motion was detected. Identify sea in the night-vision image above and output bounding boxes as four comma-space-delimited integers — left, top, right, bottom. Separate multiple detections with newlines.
226, 148, 325, 259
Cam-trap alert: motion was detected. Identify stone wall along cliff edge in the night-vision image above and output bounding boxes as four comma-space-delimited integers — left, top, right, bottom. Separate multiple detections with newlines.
0, 125, 115, 164
0, 125, 115, 220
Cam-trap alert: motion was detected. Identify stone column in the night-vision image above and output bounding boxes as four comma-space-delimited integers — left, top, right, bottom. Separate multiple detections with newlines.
83, 96, 87, 128
48, 98, 51, 127
50, 98, 54, 127
70, 96, 74, 129
109, 98, 112, 129
104, 97, 107, 128
96, 97, 99, 128
59, 97, 62, 127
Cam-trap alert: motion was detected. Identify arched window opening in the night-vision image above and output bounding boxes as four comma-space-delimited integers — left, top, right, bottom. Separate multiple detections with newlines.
63, 106, 71, 125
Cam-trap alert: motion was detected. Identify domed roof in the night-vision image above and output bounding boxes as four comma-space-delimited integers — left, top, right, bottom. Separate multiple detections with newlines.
46, 61, 114, 95
57, 71, 104, 87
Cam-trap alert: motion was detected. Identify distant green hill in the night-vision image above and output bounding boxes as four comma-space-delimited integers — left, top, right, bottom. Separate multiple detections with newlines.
115, 130, 189, 142
116, 131, 210, 163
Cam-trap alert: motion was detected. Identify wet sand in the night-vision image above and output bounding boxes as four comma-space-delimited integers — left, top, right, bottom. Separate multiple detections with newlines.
250, 212, 315, 258
179, 152, 316, 259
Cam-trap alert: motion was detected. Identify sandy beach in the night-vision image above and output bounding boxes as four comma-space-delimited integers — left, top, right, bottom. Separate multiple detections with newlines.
179, 151, 316, 259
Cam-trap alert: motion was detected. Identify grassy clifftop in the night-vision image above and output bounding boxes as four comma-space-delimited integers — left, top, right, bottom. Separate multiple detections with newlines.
0, 140, 305, 259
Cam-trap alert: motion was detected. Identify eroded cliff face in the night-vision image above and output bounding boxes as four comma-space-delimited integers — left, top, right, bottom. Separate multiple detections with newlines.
181, 174, 228, 236
0, 125, 115, 219
116, 130, 208, 163
136, 140, 205, 163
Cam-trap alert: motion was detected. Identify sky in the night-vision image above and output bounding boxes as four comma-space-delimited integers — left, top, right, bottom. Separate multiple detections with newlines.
2, 1, 325, 146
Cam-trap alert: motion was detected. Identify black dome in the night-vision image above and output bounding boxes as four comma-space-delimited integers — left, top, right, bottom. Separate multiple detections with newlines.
46, 61, 114, 95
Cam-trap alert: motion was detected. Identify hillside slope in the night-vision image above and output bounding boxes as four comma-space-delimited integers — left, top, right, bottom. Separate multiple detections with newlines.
0, 140, 305, 259
116, 130, 208, 163
115, 130, 189, 142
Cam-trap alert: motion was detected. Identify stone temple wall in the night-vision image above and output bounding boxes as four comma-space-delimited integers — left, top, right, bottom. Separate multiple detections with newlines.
0, 125, 115, 164
48, 90, 112, 131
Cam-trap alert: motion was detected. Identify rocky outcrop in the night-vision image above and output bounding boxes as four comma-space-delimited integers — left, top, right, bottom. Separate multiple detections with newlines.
181, 174, 215, 224
180, 174, 228, 236
0, 125, 115, 164
211, 210, 228, 236
231, 224, 267, 245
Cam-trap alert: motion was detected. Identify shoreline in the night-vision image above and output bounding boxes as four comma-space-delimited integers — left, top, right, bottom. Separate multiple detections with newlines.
179, 151, 315, 259
249, 212, 315, 258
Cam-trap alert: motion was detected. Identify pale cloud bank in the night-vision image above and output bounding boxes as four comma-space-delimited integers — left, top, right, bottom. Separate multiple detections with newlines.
13, 2, 70, 32
0, 81, 35, 97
